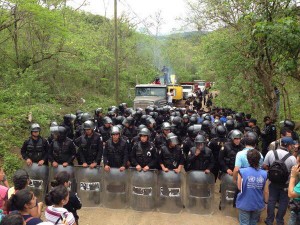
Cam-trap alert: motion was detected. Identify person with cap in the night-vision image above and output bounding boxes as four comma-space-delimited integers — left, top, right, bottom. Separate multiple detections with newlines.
48, 126, 76, 168
261, 116, 277, 157
185, 134, 214, 173
130, 128, 157, 171
74, 121, 103, 168
268, 127, 292, 152
263, 136, 297, 225
103, 126, 129, 172
21, 123, 48, 167
158, 133, 184, 173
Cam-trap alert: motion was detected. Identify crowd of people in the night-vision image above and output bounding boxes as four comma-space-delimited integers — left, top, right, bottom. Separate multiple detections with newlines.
0, 101, 300, 225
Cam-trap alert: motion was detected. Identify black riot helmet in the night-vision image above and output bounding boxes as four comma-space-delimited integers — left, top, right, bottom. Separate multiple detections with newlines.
187, 125, 202, 139
283, 119, 295, 131
229, 129, 243, 140
31, 123, 41, 132
111, 126, 121, 135
63, 114, 76, 123
201, 120, 211, 132
83, 120, 95, 130
81, 113, 92, 123
203, 114, 211, 121
146, 117, 156, 127
139, 128, 150, 136
161, 122, 171, 130
195, 134, 206, 144
145, 106, 154, 115
103, 116, 113, 125
50, 121, 58, 127
134, 110, 143, 120
235, 112, 243, 121
189, 116, 198, 125
95, 108, 103, 116
166, 133, 179, 145
243, 131, 258, 147
50, 126, 67, 140
122, 116, 134, 126
172, 116, 182, 126
216, 125, 227, 137
225, 119, 235, 131
138, 124, 147, 131
115, 116, 124, 125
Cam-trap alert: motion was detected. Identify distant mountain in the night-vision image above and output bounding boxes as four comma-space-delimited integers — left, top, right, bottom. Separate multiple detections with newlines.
157, 30, 209, 39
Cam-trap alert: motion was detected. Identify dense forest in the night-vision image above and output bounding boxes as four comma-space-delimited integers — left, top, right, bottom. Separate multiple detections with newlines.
0, 0, 299, 176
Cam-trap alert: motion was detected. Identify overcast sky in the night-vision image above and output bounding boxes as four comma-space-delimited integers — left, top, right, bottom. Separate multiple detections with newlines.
69, 0, 190, 35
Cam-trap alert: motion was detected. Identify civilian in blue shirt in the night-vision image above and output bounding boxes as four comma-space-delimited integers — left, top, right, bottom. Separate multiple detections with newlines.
236, 149, 268, 225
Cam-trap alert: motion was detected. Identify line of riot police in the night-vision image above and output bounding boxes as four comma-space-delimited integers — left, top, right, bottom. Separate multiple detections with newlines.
21, 104, 299, 180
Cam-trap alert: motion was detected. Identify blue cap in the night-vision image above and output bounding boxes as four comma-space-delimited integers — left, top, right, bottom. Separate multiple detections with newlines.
281, 137, 296, 145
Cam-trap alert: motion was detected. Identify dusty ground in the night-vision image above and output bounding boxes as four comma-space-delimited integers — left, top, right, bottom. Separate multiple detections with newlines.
75, 180, 289, 225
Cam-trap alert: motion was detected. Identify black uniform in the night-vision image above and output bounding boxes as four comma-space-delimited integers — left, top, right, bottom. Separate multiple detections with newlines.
130, 141, 157, 168
21, 136, 48, 164
74, 132, 103, 165
154, 133, 168, 150
48, 137, 76, 165
219, 141, 244, 173
185, 147, 215, 172
99, 126, 111, 143
261, 123, 277, 156
158, 145, 184, 170
208, 137, 229, 180
103, 138, 129, 168
61, 122, 74, 140
182, 137, 195, 156
64, 192, 82, 224
123, 126, 138, 142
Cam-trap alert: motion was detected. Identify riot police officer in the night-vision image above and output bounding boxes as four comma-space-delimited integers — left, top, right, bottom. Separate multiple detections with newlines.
48, 126, 76, 167
130, 128, 157, 171
74, 121, 103, 168
21, 123, 48, 167
283, 119, 299, 141
208, 125, 229, 180
61, 114, 76, 139
154, 122, 171, 149
103, 126, 129, 172
158, 133, 184, 173
261, 116, 277, 157
219, 129, 244, 175
94, 108, 104, 132
99, 117, 113, 143
185, 134, 214, 173
122, 116, 138, 143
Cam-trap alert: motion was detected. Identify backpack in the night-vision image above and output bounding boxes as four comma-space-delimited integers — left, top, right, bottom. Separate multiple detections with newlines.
268, 150, 291, 184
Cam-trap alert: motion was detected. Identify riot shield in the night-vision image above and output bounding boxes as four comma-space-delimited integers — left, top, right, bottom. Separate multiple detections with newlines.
186, 171, 215, 215
129, 169, 157, 211
157, 171, 183, 213
103, 168, 128, 209
24, 163, 49, 202
75, 167, 102, 207
220, 173, 238, 217
49, 165, 76, 192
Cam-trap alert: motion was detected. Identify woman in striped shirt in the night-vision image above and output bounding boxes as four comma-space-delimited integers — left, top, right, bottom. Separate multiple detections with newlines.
45, 186, 76, 225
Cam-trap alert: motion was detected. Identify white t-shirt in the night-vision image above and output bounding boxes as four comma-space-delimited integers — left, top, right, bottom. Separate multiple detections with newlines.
45, 206, 75, 225
167, 92, 173, 103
